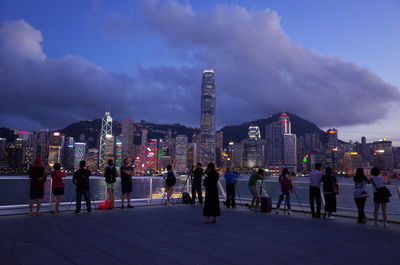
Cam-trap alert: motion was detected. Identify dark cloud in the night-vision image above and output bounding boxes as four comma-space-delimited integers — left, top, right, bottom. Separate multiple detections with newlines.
1, 1, 399, 131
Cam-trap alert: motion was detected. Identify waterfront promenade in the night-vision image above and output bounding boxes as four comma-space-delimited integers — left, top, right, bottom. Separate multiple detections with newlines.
1, 205, 399, 265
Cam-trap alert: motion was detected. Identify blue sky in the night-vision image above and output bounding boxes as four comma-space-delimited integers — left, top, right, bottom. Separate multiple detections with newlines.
1, 0, 399, 144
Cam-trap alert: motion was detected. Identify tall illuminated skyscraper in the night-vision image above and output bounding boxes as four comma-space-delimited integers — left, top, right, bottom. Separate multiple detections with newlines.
99, 111, 113, 168
200, 69, 216, 165
121, 120, 135, 159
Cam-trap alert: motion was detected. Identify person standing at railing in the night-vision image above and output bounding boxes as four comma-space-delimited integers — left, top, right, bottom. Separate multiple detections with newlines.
51, 163, 65, 214
28, 158, 47, 216
104, 159, 117, 209
120, 158, 135, 209
164, 164, 176, 206
275, 168, 293, 215
370, 167, 391, 228
191, 163, 204, 205
224, 168, 239, 208
72, 160, 92, 214
321, 167, 338, 220
203, 163, 220, 224
248, 169, 265, 209
309, 163, 323, 219
353, 168, 370, 224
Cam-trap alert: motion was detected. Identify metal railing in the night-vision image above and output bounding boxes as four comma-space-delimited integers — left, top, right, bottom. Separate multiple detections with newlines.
0, 176, 399, 222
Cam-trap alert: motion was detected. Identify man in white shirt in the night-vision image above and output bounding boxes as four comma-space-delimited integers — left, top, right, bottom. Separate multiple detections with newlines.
309, 163, 323, 218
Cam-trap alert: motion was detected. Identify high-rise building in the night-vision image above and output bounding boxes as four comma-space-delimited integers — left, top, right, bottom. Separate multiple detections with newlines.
216, 131, 224, 150
187, 143, 198, 168
175, 135, 188, 173
99, 111, 113, 168
246, 126, 262, 168
73, 142, 86, 170
86, 148, 99, 171
265, 122, 283, 166
103, 135, 115, 167
63, 137, 75, 170
372, 139, 393, 171
115, 137, 122, 167
280, 112, 291, 134
326, 128, 339, 149
146, 139, 158, 172
228, 142, 244, 169
200, 69, 216, 165
120, 120, 135, 159
48, 132, 63, 167
283, 134, 297, 167
33, 129, 50, 165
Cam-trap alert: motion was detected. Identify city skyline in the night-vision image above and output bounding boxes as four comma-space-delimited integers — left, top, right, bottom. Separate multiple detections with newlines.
1, 0, 399, 144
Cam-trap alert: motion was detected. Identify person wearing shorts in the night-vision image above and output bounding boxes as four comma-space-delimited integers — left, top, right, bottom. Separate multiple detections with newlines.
104, 159, 117, 209
51, 163, 65, 214
28, 158, 47, 216
248, 169, 264, 209
120, 158, 134, 209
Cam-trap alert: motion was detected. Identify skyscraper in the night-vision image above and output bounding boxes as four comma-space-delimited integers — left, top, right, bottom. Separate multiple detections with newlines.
121, 120, 135, 159
99, 111, 113, 168
246, 126, 262, 168
48, 132, 63, 167
200, 69, 216, 165
175, 135, 188, 173
265, 122, 283, 166
73, 142, 86, 170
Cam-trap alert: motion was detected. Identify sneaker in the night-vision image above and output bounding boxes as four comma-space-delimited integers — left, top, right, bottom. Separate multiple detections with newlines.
74, 210, 80, 215
327, 216, 335, 220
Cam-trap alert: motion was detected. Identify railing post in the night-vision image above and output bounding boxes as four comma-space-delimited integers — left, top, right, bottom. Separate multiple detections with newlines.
149, 177, 153, 203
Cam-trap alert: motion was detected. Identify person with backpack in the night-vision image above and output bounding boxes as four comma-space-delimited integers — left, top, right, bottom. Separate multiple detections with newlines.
224, 167, 239, 208
275, 168, 293, 215
370, 167, 391, 227
72, 160, 92, 214
51, 163, 65, 214
164, 164, 176, 206
203, 163, 220, 224
120, 158, 135, 209
28, 158, 47, 216
104, 159, 117, 209
353, 168, 370, 224
321, 167, 338, 220
191, 163, 204, 205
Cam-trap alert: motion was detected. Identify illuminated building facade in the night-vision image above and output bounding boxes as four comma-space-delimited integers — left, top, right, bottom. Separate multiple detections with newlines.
33, 129, 50, 165
121, 120, 135, 159
372, 139, 393, 171
246, 126, 262, 168
73, 142, 87, 170
48, 132, 63, 167
86, 148, 99, 170
115, 137, 122, 167
146, 139, 158, 172
175, 135, 188, 173
326, 128, 339, 149
200, 69, 216, 165
265, 122, 283, 166
99, 111, 113, 168
103, 135, 115, 166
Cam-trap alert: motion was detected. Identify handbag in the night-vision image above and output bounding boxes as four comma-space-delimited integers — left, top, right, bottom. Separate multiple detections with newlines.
371, 178, 392, 199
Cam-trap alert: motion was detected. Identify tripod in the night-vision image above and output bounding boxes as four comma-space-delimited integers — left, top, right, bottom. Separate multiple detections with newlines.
292, 185, 306, 214
68, 191, 97, 212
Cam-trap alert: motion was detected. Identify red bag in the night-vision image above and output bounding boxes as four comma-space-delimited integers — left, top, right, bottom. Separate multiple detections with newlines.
99, 200, 110, 210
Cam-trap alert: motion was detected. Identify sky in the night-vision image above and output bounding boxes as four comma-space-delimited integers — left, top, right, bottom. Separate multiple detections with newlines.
0, 0, 399, 145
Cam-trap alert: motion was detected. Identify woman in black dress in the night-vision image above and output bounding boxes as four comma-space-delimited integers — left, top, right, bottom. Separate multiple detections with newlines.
322, 167, 338, 220
203, 163, 221, 224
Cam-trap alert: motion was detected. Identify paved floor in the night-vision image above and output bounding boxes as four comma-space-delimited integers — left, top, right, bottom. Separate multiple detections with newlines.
0, 205, 399, 265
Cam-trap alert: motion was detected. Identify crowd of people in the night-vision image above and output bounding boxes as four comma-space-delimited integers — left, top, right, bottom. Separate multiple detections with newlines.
27, 158, 393, 227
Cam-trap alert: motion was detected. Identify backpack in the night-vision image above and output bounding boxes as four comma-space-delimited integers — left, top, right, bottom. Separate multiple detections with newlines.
280, 176, 292, 193
165, 171, 176, 186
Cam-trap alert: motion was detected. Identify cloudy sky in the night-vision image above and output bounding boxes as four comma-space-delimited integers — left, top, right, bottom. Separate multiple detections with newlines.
0, 0, 399, 144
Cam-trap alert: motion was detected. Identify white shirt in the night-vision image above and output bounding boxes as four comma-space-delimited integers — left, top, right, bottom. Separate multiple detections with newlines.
309, 170, 323, 187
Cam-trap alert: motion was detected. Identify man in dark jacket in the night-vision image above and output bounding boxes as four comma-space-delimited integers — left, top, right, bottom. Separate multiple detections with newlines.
191, 163, 204, 205
73, 160, 92, 214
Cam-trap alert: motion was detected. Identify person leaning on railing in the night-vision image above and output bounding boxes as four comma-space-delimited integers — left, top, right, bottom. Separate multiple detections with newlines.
72, 160, 92, 214
50, 163, 65, 214
28, 158, 47, 216
370, 167, 391, 228
321, 167, 338, 220
353, 168, 370, 224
